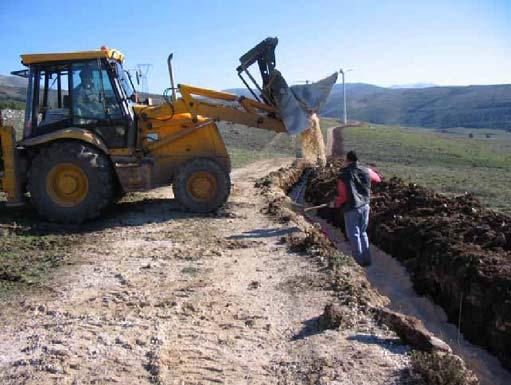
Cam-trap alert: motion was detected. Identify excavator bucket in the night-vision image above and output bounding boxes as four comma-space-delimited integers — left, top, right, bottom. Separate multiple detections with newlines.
266, 70, 338, 134
237, 37, 338, 134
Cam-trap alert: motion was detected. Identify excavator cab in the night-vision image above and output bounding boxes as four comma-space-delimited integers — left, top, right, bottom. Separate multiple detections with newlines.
18, 50, 136, 149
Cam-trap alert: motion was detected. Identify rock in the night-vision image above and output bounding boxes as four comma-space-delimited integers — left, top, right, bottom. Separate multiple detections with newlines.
115, 336, 132, 350
374, 307, 451, 353
320, 303, 354, 330
114, 273, 128, 285
245, 319, 256, 328
248, 280, 261, 290
44, 364, 60, 374
429, 336, 452, 353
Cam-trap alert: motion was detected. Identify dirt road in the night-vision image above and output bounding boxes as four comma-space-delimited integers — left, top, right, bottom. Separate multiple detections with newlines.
0, 159, 410, 385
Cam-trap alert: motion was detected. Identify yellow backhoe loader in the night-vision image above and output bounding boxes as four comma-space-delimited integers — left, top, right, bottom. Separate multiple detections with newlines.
0, 38, 336, 223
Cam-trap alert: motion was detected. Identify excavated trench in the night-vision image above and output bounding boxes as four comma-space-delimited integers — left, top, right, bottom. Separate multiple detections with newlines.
287, 161, 511, 385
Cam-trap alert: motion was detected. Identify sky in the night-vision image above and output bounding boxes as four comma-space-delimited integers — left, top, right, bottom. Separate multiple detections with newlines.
0, 0, 509, 93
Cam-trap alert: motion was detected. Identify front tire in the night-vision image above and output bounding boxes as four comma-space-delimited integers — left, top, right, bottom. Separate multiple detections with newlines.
173, 158, 231, 213
28, 142, 114, 224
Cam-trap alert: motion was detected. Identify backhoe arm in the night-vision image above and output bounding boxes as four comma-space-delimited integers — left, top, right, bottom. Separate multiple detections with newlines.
178, 84, 286, 132
139, 84, 287, 133
138, 38, 337, 136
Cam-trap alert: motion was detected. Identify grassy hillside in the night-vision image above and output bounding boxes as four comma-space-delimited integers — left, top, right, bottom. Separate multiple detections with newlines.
341, 122, 511, 214
217, 122, 297, 167
0, 85, 25, 110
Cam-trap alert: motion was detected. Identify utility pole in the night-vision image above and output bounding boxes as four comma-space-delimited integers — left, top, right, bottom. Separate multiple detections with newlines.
339, 68, 352, 125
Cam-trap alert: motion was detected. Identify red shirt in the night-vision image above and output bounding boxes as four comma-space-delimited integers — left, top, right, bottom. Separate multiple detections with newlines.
334, 167, 381, 208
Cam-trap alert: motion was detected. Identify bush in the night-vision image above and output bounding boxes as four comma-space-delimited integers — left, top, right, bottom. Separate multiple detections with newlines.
410, 351, 478, 385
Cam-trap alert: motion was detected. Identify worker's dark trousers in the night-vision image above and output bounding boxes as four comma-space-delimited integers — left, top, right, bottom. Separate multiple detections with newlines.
344, 203, 371, 266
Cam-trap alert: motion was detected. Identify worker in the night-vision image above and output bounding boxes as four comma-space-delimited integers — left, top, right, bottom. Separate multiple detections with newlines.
332, 151, 381, 267
73, 67, 104, 119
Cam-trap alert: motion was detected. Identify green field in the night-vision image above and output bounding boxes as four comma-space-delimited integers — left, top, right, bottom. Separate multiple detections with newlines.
342, 123, 511, 214
217, 122, 298, 167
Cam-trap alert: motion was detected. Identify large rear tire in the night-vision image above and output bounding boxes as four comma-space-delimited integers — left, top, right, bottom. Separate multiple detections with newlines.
28, 142, 114, 223
173, 158, 231, 213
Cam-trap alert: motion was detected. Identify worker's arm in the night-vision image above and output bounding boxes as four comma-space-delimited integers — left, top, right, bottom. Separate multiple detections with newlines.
334, 179, 348, 208
368, 168, 382, 184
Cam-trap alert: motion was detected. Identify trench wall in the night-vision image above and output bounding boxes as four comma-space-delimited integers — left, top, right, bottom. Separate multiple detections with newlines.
305, 161, 511, 370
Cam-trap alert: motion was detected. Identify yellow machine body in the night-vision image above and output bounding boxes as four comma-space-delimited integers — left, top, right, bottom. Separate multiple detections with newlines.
0, 47, 289, 220
20, 128, 110, 154
20, 48, 125, 65
0, 124, 23, 205
133, 84, 286, 188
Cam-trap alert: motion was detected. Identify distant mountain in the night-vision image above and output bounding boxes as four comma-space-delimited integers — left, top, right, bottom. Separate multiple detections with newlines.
223, 88, 256, 99
0, 74, 27, 89
321, 83, 511, 129
389, 82, 438, 89
2, 74, 511, 130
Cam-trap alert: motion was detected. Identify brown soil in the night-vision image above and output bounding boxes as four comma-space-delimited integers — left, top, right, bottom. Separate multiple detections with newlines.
305, 161, 511, 370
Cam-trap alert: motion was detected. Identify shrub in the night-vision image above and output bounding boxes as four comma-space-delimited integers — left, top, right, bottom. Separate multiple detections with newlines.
410, 351, 478, 385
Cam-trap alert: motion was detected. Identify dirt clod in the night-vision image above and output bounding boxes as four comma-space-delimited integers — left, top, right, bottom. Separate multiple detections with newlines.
374, 307, 451, 353
320, 302, 354, 330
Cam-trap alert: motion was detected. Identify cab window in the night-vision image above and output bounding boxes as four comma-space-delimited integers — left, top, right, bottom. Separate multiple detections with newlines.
71, 61, 106, 121
27, 59, 130, 149
34, 64, 71, 130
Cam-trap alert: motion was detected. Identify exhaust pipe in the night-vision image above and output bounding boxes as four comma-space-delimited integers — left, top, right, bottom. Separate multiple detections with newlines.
167, 53, 177, 102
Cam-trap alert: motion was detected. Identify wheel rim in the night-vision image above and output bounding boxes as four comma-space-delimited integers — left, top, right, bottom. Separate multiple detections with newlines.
46, 163, 89, 207
186, 171, 217, 202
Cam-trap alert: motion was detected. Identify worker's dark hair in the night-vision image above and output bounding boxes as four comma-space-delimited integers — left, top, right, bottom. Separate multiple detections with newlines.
346, 150, 358, 162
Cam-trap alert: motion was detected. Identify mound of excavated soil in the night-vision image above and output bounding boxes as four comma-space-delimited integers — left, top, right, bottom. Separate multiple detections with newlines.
306, 163, 511, 370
